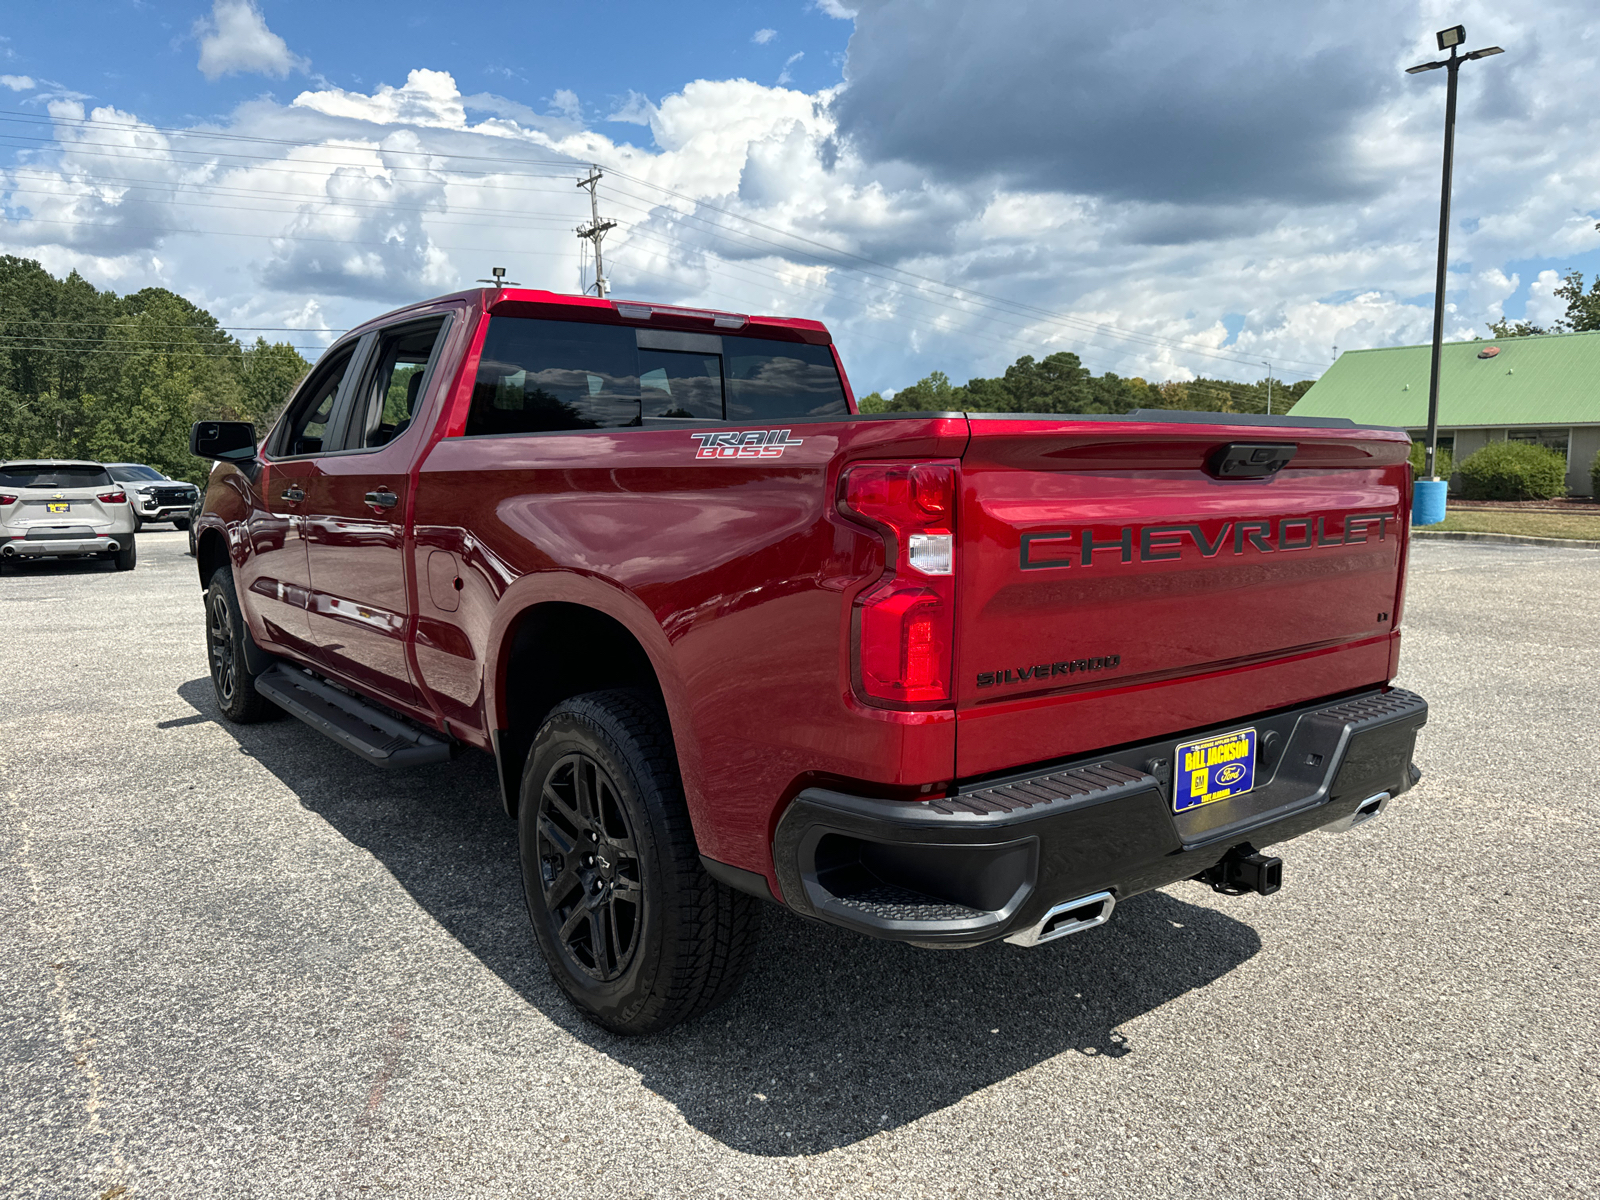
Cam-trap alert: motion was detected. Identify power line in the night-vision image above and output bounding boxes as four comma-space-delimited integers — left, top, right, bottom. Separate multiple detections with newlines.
1, 110, 1325, 376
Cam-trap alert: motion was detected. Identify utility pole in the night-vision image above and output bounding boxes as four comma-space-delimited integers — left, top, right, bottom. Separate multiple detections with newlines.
1261, 360, 1273, 415
575, 167, 617, 297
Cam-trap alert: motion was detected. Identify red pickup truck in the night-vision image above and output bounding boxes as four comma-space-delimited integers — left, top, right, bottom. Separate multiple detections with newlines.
190, 286, 1427, 1034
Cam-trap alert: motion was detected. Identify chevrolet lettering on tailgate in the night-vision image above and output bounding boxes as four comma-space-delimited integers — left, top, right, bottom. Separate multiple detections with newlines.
1020, 512, 1394, 570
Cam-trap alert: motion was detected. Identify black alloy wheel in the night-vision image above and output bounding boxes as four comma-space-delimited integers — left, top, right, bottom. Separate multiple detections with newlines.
535, 751, 644, 981
518, 691, 760, 1035
204, 567, 278, 723
207, 584, 238, 708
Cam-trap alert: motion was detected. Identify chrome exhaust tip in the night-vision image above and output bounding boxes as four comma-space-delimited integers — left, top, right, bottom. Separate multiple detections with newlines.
1323, 791, 1391, 834
1004, 890, 1116, 948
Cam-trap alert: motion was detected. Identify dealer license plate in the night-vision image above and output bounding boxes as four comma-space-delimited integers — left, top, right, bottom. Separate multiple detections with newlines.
1173, 727, 1257, 812
46, 501, 70, 513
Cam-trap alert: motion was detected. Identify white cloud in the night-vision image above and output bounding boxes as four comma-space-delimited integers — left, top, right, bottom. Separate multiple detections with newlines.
606, 90, 657, 127
778, 51, 804, 86
1524, 270, 1569, 330
752, 29, 778, 45
194, 0, 308, 81
293, 68, 464, 127
811, 0, 858, 18
1, 74, 35, 91
549, 89, 581, 122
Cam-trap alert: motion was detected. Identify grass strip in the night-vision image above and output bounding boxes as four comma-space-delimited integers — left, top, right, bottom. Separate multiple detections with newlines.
1418, 511, 1600, 541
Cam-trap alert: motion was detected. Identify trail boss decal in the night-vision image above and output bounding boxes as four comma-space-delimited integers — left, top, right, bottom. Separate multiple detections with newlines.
977, 654, 1121, 689
691, 429, 805, 460
1019, 512, 1394, 570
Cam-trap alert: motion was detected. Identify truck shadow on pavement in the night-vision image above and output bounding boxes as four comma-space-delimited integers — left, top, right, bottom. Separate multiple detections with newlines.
179, 677, 1262, 1157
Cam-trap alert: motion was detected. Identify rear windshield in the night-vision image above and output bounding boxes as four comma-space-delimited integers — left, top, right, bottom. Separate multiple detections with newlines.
108, 465, 163, 482
0, 465, 113, 489
465, 318, 848, 437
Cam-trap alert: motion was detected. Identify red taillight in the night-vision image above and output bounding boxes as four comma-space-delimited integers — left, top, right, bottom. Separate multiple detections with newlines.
98, 491, 127, 504
0, 494, 15, 506
841, 461, 958, 708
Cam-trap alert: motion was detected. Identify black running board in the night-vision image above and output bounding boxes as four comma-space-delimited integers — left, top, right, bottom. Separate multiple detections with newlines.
254, 665, 451, 768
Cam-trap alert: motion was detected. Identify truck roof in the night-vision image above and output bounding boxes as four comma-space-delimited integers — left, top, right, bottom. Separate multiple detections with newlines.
345, 287, 833, 346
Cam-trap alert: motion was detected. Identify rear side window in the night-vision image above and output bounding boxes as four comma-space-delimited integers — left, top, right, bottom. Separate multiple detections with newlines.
468, 321, 640, 436
0, 465, 113, 489
725, 338, 848, 421
348, 317, 450, 449
464, 317, 847, 436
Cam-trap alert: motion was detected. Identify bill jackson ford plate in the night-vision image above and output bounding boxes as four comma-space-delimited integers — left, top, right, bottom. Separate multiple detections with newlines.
1173, 728, 1257, 812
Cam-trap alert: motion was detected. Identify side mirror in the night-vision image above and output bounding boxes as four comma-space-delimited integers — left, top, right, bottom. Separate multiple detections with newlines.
191, 420, 258, 462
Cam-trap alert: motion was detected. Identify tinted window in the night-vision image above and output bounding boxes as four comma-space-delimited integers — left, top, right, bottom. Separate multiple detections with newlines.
0, 465, 113, 489
468, 320, 640, 436
109, 465, 163, 482
463, 319, 848, 436
639, 348, 723, 420
725, 337, 847, 421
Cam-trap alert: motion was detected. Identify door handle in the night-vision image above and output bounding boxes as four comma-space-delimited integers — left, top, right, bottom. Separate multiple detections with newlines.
364, 490, 399, 509
280, 487, 305, 502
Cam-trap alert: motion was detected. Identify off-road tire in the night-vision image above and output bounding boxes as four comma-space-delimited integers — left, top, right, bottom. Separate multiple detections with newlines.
205, 566, 279, 723
112, 535, 137, 571
519, 690, 760, 1035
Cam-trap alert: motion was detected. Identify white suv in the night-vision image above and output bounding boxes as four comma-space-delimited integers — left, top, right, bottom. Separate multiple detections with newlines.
0, 460, 138, 572
106, 463, 200, 530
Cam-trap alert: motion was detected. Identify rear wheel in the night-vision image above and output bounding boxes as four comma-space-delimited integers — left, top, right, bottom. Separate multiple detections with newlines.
132, 514, 144, 532
205, 567, 278, 723
519, 691, 760, 1035
112, 536, 137, 572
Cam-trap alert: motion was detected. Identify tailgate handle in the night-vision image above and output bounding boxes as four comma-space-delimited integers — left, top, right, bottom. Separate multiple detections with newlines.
1206, 442, 1296, 479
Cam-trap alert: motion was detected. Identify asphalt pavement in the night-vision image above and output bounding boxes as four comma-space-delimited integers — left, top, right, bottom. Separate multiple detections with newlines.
3, 531, 1596, 1198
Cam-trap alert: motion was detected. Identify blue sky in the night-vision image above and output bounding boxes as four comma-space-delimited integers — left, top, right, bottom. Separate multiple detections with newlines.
3, 1, 1599, 394
1, 2, 852, 133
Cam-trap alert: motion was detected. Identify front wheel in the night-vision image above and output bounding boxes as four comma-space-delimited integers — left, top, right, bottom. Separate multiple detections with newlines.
205, 567, 279, 723
519, 691, 760, 1035
112, 535, 137, 571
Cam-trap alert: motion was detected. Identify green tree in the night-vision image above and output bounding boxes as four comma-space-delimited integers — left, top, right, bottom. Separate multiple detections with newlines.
883, 370, 963, 411
0, 259, 309, 480
1485, 318, 1546, 338
1552, 269, 1600, 332
963, 352, 1093, 413
240, 337, 311, 425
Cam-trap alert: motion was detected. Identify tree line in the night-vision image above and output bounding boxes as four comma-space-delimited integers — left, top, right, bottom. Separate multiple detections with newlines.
0, 257, 310, 484
856, 350, 1314, 417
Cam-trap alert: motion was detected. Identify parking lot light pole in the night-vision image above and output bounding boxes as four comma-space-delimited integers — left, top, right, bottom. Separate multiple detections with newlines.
1406, 25, 1504, 498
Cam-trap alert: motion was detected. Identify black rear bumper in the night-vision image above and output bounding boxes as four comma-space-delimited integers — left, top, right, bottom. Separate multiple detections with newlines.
772, 687, 1428, 947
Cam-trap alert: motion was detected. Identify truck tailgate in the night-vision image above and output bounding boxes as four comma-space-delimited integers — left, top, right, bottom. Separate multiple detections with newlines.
954, 414, 1412, 778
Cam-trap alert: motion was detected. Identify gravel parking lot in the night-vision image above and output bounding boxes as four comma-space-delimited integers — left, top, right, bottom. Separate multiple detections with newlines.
3, 531, 1597, 1198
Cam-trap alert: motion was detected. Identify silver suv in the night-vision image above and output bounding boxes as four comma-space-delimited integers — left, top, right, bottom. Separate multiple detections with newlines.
0, 460, 138, 572
106, 463, 200, 529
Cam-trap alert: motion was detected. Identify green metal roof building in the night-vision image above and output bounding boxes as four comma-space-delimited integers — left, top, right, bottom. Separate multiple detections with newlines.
1288, 330, 1600, 495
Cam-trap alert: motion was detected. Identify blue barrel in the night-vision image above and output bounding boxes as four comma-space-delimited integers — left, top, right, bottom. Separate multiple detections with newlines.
1413, 478, 1448, 526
